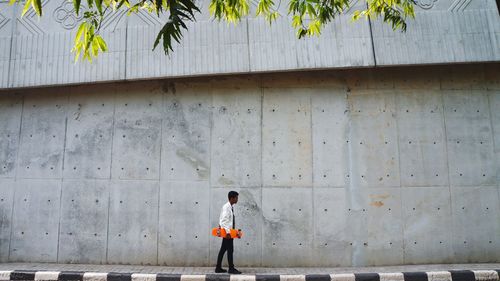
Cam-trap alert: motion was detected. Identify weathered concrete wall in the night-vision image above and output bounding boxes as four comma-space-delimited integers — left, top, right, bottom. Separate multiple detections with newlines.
0, 0, 499, 89
0, 64, 499, 266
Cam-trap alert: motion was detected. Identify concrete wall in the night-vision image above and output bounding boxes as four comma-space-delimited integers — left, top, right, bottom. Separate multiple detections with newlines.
0, 0, 499, 89
0, 64, 499, 266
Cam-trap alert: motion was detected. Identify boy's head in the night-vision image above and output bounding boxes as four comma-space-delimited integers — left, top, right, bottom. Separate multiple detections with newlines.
228, 191, 239, 205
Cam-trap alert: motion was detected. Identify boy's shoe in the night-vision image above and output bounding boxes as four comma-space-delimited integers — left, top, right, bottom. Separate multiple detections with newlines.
215, 268, 227, 273
228, 268, 242, 274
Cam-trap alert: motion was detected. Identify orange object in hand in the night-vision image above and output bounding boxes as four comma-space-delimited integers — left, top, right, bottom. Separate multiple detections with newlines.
212, 227, 243, 239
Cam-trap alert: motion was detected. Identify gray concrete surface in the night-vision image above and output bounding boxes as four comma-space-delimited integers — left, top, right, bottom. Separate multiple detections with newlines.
0, 64, 499, 266
0, 0, 499, 89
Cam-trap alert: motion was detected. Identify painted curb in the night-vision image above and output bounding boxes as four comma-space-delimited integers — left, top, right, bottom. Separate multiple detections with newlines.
0, 270, 498, 281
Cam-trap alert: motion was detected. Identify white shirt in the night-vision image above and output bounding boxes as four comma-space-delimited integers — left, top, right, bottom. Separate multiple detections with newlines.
219, 201, 234, 233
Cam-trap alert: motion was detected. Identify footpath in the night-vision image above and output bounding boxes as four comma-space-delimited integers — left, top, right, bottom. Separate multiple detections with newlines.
0, 263, 498, 281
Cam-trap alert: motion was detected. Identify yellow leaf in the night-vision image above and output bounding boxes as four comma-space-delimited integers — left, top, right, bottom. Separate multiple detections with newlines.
75, 23, 85, 42
91, 38, 99, 56
21, 0, 33, 17
96, 35, 108, 51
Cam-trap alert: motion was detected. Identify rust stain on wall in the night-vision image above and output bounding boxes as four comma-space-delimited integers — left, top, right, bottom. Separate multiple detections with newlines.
370, 201, 385, 207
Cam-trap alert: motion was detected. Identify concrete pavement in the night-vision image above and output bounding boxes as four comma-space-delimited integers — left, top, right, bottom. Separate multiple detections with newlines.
0, 263, 499, 281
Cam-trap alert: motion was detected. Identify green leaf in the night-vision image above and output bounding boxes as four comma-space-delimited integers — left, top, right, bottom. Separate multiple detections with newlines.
32, 0, 42, 16
306, 3, 316, 17
74, 0, 81, 15
296, 28, 307, 38
292, 14, 302, 28
75, 23, 85, 41
307, 19, 321, 35
266, 11, 279, 23
21, 0, 33, 17
84, 25, 89, 44
127, 4, 140, 14
95, 0, 103, 14
154, 0, 162, 15
96, 35, 108, 51
116, 0, 128, 10
91, 38, 99, 56
352, 10, 361, 20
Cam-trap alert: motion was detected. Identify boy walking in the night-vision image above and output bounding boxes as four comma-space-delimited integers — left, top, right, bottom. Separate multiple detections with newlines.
215, 191, 242, 274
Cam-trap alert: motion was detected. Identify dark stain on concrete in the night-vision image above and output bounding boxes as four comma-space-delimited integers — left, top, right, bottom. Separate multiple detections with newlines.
165, 90, 210, 179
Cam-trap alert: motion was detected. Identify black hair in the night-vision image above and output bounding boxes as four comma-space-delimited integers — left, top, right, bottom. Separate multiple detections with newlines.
228, 191, 239, 200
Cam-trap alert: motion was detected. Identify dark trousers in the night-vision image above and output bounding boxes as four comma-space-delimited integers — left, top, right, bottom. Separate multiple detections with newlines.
216, 238, 234, 269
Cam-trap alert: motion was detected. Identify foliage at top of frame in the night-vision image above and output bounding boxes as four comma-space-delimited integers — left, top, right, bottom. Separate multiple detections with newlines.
9, 0, 416, 62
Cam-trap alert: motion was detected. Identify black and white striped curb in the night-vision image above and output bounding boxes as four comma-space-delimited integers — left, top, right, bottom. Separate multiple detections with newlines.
0, 270, 498, 281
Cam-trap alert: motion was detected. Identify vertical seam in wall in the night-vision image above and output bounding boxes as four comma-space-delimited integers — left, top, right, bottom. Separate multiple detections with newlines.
56, 92, 70, 262
6, 177, 16, 262
8, 94, 24, 261
485, 10, 496, 60
366, 2, 377, 67
394, 91, 405, 264
259, 75, 264, 267
13, 95, 24, 180
105, 86, 117, 262
485, 89, 499, 199
345, 89, 353, 266
156, 83, 164, 265
124, 17, 129, 80
208, 82, 213, 266
6, 4, 16, 87
486, 90, 498, 181
105, 175, 111, 264
440, 87, 454, 250
309, 90, 315, 264
60, 93, 70, 173
245, 18, 251, 72
109, 87, 117, 180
